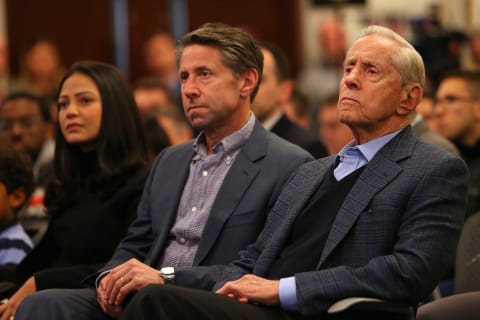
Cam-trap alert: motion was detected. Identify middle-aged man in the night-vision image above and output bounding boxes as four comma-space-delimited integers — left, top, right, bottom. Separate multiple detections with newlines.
434, 70, 480, 219
98, 24, 467, 319
11, 23, 313, 320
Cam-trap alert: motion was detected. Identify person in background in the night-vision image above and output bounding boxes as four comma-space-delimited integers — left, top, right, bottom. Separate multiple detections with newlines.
0, 142, 34, 270
13, 22, 313, 320
141, 32, 181, 107
316, 93, 353, 155
0, 34, 9, 103
133, 77, 193, 147
0, 91, 55, 243
283, 85, 312, 130
0, 61, 150, 320
434, 70, 480, 218
252, 42, 327, 158
132, 76, 176, 117
297, 15, 347, 107
11, 36, 65, 101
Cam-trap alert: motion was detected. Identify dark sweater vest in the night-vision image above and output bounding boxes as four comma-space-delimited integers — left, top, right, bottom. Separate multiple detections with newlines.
267, 167, 364, 279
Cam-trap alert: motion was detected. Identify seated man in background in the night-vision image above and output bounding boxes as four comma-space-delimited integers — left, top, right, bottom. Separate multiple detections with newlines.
112, 25, 466, 319
434, 70, 480, 219
252, 42, 328, 159
316, 92, 354, 155
0, 142, 34, 280
13, 22, 313, 320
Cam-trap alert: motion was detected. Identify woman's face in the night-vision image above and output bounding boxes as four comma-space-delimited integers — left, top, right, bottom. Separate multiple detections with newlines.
57, 72, 102, 151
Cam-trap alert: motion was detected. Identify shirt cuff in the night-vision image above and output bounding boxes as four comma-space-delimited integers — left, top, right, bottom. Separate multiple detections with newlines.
95, 270, 111, 288
279, 276, 298, 312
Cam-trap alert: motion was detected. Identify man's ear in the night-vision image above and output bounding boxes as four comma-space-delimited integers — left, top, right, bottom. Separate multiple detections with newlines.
9, 188, 27, 210
240, 69, 259, 99
398, 84, 423, 115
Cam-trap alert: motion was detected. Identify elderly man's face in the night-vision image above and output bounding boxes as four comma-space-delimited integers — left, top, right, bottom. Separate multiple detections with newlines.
337, 35, 405, 140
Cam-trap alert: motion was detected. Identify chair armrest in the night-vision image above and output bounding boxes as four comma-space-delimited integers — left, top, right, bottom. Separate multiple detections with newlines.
328, 297, 416, 318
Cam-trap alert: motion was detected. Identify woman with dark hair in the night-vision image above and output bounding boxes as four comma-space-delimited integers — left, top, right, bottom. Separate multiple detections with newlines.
0, 61, 149, 319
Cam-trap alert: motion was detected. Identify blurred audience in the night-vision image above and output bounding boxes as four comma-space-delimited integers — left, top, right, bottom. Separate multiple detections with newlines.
283, 85, 312, 129
133, 77, 193, 148
434, 70, 480, 218
253, 42, 327, 158
0, 61, 150, 318
417, 92, 439, 132
462, 30, 480, 72
297, 15, 346, 107
141, 32, 181, 107
11, 37, 65, 101
316, 93, 353, 155
0, 34, 9, 103
0, 142, 34, 269
133, 76, 175, 117
0, 91, 55, 242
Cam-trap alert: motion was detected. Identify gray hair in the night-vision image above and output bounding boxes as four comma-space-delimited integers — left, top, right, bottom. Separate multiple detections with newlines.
359, 25, 425, 88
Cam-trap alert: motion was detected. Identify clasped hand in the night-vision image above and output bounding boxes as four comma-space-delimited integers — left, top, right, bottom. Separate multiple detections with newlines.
96, 258, 163, 317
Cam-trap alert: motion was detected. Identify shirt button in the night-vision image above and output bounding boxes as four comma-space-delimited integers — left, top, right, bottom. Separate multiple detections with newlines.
191, 206, 197, 212
226, 156, 231, 161
202, 170, 208, 177
179, 237, 186, 244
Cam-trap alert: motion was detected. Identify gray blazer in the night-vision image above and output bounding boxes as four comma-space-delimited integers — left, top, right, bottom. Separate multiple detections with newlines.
177, 126, 469, 318
98, 120, 313, 273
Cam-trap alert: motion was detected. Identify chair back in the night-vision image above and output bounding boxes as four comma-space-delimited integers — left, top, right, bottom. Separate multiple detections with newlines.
455, 211, 480, 293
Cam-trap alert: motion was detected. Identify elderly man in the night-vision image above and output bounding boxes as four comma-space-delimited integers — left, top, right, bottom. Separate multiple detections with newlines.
12, 23, 313, 320
98, 25, 468, 320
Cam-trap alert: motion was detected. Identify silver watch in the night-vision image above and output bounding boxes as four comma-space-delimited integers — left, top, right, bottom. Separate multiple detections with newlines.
159, 267, 175, 284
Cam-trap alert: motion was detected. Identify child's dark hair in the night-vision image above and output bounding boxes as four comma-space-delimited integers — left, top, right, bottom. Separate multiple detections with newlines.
0, 142, 34, 203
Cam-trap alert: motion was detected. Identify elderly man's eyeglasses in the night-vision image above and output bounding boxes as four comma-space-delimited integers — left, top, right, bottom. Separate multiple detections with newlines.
0, 117, 43, 131
434, 95, 476, 107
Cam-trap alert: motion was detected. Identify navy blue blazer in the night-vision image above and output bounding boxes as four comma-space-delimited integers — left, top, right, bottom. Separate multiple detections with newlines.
176, 126, 469, 318
97, 121, 313, 274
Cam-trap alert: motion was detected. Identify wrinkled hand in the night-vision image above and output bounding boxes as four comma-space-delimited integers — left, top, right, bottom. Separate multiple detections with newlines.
0, 276, 36, 320
96, 258, 164, 317
215, 274, 280, 306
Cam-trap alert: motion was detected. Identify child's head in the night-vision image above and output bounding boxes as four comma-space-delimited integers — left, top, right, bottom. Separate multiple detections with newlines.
0, 142, 34, 220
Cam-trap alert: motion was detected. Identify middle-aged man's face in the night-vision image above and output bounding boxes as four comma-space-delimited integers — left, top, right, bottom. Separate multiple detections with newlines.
434, 77, 478, 143
338, 35, 404, 137
0, 98, 48, 157
251, 48, 282, 122
179, 44, 246, 132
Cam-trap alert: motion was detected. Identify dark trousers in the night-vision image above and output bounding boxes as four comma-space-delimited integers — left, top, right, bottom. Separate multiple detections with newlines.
120, 284, 301, 320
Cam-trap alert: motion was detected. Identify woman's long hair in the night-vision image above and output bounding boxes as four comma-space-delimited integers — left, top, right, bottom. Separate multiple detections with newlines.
45, 61, 148, 214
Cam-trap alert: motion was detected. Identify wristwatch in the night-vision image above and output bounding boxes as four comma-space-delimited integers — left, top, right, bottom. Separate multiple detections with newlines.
159, 267, 175, 284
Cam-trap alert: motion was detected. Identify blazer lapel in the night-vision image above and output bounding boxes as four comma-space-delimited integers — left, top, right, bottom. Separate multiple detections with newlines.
317, 127, 416, 267
193, 122, 266, 265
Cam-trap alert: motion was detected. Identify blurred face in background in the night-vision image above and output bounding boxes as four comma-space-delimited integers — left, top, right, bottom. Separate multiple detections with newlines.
25, 41, 60, 81
434, 77, 480, 145
0, 98, 48, 158
57, 72, 102, 151
317, 102, 353, 155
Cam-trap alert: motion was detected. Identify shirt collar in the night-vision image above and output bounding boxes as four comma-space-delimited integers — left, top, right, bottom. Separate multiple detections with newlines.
334, 129, 402, 165
193, 112, 256, 159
